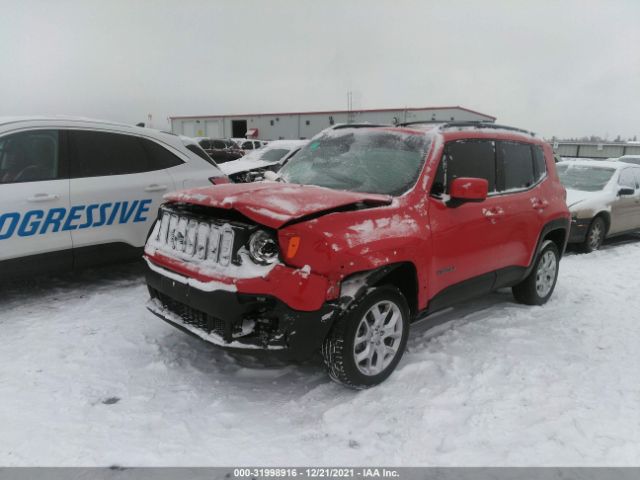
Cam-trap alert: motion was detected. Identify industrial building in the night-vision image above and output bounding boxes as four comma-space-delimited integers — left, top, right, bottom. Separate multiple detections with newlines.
552, 141, 640, 159
169, 106, 496, 140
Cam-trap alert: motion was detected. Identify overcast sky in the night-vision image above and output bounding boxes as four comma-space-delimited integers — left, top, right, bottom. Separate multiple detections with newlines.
1, 0, 638, 139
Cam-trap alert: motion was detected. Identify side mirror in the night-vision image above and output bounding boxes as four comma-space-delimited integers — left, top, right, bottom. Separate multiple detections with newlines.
448, 177, 488, 206
618, 187, 635, 196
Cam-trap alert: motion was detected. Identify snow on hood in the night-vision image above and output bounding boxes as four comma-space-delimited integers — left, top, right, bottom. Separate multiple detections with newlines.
565, 188, 604, 208
165, 183, 393, 228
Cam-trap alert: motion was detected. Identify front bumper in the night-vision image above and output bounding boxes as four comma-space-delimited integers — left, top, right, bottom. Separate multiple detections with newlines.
145, 260, 338, 360
568, 217, 591, 244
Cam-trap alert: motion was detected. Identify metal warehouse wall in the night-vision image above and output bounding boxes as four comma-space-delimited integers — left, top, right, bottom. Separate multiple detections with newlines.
553, 142, 640, 159
171, 107, 494, 140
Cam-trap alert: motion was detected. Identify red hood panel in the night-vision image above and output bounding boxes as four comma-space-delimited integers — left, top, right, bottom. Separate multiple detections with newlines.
164, 183, 393, 228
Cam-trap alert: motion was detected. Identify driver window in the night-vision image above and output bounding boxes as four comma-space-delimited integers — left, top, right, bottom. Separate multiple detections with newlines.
618, 169, 636, 189
0, 130, 60, 184
430, 139, 496, 196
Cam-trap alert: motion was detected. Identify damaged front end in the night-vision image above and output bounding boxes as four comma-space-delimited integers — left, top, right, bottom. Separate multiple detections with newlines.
143, 201, 340, 360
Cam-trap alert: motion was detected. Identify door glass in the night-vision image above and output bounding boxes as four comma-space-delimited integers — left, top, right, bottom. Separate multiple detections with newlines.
140, 138, 183, 169
500, 141, 535, 191
0, 130, 60, 184
533, 145, 547, 181
618, 169, 636, 189
70, 130, 156, 178
439, 140, 496, 193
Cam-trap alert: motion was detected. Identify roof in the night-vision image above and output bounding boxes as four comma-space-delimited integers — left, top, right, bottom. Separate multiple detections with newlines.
558, 159, 630, 170
169, 105, 496, 121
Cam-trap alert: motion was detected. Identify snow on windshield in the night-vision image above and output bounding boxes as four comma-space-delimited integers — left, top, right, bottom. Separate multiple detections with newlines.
557, 164, 615, 191
279, 129, 431, 196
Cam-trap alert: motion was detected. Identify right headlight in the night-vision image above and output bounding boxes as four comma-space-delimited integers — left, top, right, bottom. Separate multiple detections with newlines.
248, 229, 279, 265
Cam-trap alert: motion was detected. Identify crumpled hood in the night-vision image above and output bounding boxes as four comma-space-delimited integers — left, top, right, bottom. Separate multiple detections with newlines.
164, 182, 393, 228
565, 188, 603, 208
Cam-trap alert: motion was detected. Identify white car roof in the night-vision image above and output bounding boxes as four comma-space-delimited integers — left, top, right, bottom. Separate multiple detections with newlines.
0, 116, 189, 153
557, 159, 630, 170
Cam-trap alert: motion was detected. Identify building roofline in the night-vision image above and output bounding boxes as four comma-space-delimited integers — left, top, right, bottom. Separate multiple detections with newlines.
169, 105, 496, 121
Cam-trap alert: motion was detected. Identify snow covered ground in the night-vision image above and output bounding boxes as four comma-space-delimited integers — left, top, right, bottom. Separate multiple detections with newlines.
1, 238, 639, 466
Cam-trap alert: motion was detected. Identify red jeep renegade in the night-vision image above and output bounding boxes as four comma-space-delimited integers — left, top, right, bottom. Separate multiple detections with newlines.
144, 122, 570, 388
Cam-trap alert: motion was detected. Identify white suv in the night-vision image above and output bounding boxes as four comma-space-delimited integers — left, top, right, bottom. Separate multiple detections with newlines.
0, 117, 226, 280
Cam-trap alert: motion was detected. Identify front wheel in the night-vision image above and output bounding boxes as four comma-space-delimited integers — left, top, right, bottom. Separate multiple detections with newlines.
512, 241, 560, 306
580, 216, 606, 253
322, 285, 410, 389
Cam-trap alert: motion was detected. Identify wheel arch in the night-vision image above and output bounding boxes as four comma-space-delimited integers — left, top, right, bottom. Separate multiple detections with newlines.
339, 262, 419, 318
592, 211, 611, 235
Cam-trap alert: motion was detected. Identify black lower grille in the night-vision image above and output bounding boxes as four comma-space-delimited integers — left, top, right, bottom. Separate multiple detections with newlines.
152, 289, 229, 341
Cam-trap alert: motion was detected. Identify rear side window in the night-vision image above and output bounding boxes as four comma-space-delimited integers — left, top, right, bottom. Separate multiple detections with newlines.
212, 140, 226, 149
435, 140, 496, 194
198, 139, 211, 149
0, 130, 62, 184
70, 130, 169, 178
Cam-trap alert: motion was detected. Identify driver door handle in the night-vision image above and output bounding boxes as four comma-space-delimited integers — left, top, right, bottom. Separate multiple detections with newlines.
483, 206, 505, 222
27, 193, 59, 202
144, 184, 168, 192
531, 197, 549, 210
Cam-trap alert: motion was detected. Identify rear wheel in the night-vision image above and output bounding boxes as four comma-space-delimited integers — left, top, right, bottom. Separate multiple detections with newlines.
322, 285, 409, 389
580, 216, 606, 253
512, 241, 560, 306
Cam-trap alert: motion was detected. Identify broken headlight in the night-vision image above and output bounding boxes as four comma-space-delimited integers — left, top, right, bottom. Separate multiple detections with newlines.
248, 230, 279, 265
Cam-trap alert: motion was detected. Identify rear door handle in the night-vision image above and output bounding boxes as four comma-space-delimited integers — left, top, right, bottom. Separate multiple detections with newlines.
27, 193, 59, 202
144, 184, 168, 192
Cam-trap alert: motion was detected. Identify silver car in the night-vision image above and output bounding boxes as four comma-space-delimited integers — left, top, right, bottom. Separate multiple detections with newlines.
558, 160, 640, 252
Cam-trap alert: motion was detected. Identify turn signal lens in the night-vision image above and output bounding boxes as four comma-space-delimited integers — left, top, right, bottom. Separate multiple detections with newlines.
286, 236, 301, 259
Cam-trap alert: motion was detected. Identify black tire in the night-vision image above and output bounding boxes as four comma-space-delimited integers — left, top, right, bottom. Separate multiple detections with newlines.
512, 241, 560, 306
322, 285, 410, 389
580, 216, 606, 253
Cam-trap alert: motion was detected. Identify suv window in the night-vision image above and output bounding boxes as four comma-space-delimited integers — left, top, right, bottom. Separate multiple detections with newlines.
241, 141, 253, 149
0, 130, 61, 184
198, 139, 211, 150
139, 139, 183, 169
185, 143, 217, 166
618, 168, 637, 189
212, 140, 226, 149
433, 140, 496, 195
70, 130, 167, 178
533, 145, 547, 181
499, 141, 535, 190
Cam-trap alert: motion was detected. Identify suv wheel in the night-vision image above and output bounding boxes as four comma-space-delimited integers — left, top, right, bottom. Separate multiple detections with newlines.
512, 241, 560, 306
581, 216, 605, 253
322, 285, 409, 389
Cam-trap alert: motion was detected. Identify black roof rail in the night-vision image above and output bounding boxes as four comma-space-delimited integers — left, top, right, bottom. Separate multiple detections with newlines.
329, 122, 391, 130
398, 119, 535, 136
397, 120, 450, 127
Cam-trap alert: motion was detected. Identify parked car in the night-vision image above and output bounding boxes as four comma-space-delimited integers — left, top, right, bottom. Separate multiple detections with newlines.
220, 140, 307, 182
557, 159, 640, 252
617, 155, 640, 166
0, 117, 227, 281
232, 138, 269, 152
194, 138, 244, 163
143, 122, 570, 388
